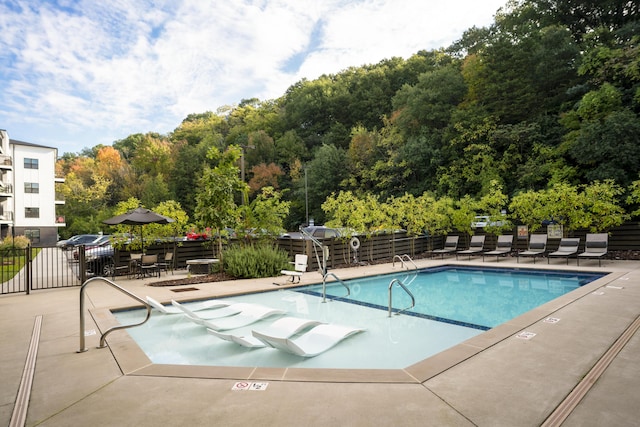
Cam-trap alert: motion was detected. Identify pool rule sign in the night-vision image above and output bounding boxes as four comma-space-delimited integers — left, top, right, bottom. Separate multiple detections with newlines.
232, 382, 269, 391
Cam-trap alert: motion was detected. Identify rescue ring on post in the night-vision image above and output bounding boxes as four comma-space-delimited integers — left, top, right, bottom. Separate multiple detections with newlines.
349, 237, 361, 250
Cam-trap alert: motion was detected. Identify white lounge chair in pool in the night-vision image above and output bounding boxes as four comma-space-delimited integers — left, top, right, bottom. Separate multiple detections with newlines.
252, 323, 365, 357
146, 296, 230, 315
280, 254, 308, 283
198, 303, 286, 331
170, 300, 243, 324
207, 317, 324, 348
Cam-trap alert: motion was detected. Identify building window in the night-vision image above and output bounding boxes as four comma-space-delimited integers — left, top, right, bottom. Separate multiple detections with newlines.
25, 207, 39, 218
25, 182, 39, 193
25, 229, 40, 244
24, 158, 39, 169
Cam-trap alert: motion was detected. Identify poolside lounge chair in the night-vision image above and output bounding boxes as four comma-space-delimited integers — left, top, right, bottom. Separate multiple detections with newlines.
171, 300, 244, 323
146, 296, 230, 315
548, 237, 581, 265
517, 234, 548, 264
253, 323, 365, 357
456, 235, 486, 260
482, 235, 514, 262
578, 233, 608, 266
198, 303, 286, 331
431, 235, 459, 259
207, 317, 324, 348
280, 254, 308, 283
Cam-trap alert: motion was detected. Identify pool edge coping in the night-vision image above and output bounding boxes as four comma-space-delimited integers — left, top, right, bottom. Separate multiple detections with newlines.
90, 263, 623, 385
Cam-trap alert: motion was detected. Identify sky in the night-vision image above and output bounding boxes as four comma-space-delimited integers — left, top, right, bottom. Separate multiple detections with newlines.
0, 0, 507, 155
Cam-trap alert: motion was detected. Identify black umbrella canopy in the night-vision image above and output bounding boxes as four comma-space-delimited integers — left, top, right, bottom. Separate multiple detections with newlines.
103, 207, 175, 252
103, 207, 175, 226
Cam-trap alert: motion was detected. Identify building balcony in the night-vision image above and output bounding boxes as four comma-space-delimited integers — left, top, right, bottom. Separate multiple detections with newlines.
0, 211, 14, 223
0, 183, 13, 197
55, 215, 66, 227
0, 156, 12, 169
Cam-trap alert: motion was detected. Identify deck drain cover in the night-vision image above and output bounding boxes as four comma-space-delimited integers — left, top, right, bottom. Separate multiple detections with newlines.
171, 287, 199, 292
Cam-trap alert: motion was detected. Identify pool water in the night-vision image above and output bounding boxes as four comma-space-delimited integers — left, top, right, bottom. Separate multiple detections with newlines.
114, 266, 604, 369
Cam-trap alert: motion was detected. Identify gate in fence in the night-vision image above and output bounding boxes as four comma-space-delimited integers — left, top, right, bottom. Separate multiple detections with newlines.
0, 246, 81, 295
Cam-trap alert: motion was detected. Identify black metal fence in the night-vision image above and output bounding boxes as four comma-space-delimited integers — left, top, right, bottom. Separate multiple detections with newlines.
3, 221, 640, 295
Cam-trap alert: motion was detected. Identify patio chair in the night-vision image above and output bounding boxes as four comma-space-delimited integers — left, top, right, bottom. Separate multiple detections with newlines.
253, 323, 365, 357
577, 233, 608, 266
517, 234, 548, 264
456, 235, 486, 260
482, 234, 514, 262
140, 254, 160, 278
157, 252, 174, 275
280, 254, 308, 283
548, 238, 581, 265
431, 235, 459, 259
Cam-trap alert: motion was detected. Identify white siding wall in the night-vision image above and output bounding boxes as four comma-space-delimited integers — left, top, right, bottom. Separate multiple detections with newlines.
13, 144, 58, 227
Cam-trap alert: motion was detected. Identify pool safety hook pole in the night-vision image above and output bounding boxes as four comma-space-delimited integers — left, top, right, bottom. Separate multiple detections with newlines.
78, 277, 152, 352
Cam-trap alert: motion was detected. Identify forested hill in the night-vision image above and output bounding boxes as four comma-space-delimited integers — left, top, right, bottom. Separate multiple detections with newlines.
58, 0, 640, 233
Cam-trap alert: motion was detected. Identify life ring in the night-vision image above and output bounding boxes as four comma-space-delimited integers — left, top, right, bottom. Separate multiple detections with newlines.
349, 237, 361, 250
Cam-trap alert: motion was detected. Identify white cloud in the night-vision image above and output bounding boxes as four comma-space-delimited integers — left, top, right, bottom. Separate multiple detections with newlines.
0, 0, 506, 153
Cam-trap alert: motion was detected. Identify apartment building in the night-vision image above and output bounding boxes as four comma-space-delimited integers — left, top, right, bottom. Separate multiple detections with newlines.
0, 129, 65, 246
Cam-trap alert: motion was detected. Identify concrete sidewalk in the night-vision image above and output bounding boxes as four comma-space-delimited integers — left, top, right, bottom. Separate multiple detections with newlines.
2, 258, 640, 426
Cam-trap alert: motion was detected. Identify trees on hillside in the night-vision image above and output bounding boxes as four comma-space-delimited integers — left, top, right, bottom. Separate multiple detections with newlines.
56, 1, 640, 234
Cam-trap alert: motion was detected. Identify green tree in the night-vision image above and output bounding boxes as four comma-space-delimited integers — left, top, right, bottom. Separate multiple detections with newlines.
194, 146, 249, 267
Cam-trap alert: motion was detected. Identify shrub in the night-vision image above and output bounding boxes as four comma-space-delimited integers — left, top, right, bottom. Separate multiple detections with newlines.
223, 244, 290, 279
0, 235, 31, 256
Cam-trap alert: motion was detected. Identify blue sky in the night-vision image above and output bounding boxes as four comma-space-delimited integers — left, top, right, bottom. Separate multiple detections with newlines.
0, 0, 506, 154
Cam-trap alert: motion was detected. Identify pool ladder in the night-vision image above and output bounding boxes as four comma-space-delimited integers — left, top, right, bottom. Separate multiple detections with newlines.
322, 272, 350, 303
388, 278, 415, 317
78, 277, 152, 352
393, 254, 417, 270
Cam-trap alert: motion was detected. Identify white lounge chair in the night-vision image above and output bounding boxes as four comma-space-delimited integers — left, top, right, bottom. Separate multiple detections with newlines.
199, 304, 286, 331
146, 296, 230, 315
253, 324, 365, 357
171, 300, 243, 324
207, 317, 323, 348
280, 254, 308, 283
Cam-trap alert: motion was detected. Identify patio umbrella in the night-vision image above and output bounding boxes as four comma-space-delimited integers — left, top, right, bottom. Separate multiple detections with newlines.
103, 207, 175, 252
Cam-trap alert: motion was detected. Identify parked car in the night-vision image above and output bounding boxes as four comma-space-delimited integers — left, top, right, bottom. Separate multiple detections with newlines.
471, 215, 506, 229
57, 234, 101, 250
84, 242, 115, 277
72, 235, 111, 260
281, 226, 350, 240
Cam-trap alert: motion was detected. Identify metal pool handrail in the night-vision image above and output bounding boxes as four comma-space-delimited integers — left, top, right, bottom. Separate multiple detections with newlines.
393, 254, 417, 270
388, 278, 415, 317
78, 277, 152, 353
322, 272, 350, 303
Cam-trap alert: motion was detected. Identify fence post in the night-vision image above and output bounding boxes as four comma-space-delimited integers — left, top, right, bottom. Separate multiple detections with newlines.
26, 245, 31, 295
79, 246, 87, 285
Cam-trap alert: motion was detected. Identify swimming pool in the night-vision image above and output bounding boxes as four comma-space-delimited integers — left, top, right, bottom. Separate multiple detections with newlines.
114, 266, 604, 370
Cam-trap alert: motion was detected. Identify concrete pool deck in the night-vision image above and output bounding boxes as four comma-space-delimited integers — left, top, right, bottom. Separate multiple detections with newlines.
2, 257, 640, 426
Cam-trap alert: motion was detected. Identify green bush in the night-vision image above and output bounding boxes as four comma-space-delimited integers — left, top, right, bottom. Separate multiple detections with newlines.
0, 235, 30, 256
223, 244, 290, 279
